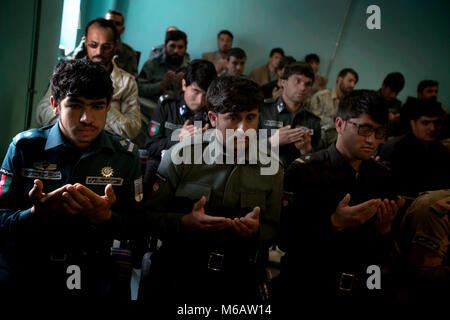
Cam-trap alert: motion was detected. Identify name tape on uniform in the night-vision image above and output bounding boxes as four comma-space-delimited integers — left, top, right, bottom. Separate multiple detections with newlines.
85, 176, 124, 186
264, 120, 284, 128
22, 168, 62, 180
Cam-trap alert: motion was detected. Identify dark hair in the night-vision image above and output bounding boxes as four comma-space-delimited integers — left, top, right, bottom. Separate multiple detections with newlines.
184, 59, 217, 92
383, 72, 405, 93
206, 76, 263, 114
270, 48, 284, 57
217, 30, 234, 39
165, 30, 188, 46
85, 18, 118, 42
417, 80, 438, 93
337, 90, 388, 125
281, 62, 315, 82
226, 47, 246, 60
278, 56, 296, 70
51, 59, 113, 105
305, 53, 320, 64
106, 9, 124, 24
409, 99, 444, 121
337, 68, 359, 83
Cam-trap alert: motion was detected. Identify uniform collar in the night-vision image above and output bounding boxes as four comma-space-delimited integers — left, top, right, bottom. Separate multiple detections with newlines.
110, 61, 122, 87
45, 122, 114, 153
178, 95, 189, 117
331, 88, 340, 101
276, 97, 305, 115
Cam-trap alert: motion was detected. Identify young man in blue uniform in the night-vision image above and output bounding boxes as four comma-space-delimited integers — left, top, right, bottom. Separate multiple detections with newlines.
0, 59, 143, 298
144, 59, 217, 186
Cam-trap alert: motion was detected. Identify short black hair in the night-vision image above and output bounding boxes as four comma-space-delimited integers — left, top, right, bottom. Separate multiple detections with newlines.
165, 30, 188, 46
281, 62, 315, 82
337, 90, 388, 125
226, 47, 246, 60
217, 30, 233, 39
270, 48, 284, 57
51, 59, 113, 105
184, 59, 217, 92
383, 72, 405, 93
305, 53, 320, 64
85, 18, 118, 42
106, 9, 124, 24
417, 80, 438, 93
206, 76, 263, 114
278, 56, 296, 70
337, 68, 359, 83
409, 99, 444, 121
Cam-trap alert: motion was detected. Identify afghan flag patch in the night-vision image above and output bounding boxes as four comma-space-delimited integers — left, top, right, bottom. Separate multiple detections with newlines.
0, 172, 13, 196
151, 174, 167, 198
149, 121, 161, 137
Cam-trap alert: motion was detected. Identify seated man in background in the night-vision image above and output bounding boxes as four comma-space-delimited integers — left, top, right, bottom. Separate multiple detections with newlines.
379, 100, 449, 197
261, 55, 296, 100
218, 47, 247, 77
0, 59, 144, 298
305, 53, 327, 96
308, 68, 358, 147
249, 47, 284, 86
259, 62, 321, 168
37, 18, 141, 142
144, 59, 217, 186
71, 10, 138, 76
202, 30, 234, 74
377, 72, 405, 138
399, 79, 439, 135
138, 30, 189, 120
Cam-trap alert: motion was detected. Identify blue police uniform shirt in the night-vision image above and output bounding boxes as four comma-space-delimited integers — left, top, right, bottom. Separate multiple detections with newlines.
0, 123, 143, 255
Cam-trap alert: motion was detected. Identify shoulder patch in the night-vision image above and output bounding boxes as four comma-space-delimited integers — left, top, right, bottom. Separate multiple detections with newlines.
0, 167, 13, 177
159, 94, 173, 104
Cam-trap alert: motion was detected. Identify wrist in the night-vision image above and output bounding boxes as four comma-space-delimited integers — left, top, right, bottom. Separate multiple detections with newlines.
330, 214, 343, 232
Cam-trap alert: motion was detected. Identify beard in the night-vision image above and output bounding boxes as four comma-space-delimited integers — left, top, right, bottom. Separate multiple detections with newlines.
166, 53, 183, 66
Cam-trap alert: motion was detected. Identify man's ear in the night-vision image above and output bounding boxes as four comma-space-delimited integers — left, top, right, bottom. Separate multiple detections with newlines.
50, 96, 60, 116
182, 79, 187, 92
106, 102, 111, 112
335, 117, 345, 135
208, 111, 217, 128
280, 79, 287, 89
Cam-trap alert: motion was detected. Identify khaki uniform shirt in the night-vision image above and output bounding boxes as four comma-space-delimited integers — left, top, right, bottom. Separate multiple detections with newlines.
249, 64, 278, 86
201, 50, 223, 65
36, 62, 141, 141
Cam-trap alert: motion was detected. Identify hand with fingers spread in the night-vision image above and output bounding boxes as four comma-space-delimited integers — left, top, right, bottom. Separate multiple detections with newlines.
62, 183, 116, 224
330, 194, 382, 232
269, 125, 305, 147
231, 207, 260, 237
29, 179, 70, 217
375, 197, 406, 235
181, 196, 233, 232
293, 128, 312, 154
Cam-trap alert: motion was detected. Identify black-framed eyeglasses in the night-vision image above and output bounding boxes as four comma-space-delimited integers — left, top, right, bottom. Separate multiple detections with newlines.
347, 120, 386, 139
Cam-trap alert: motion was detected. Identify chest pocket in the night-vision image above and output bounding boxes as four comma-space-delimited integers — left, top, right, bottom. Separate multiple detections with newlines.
174, 182, 212, 214
175, 182, 211, 201
240, 191, 266, 213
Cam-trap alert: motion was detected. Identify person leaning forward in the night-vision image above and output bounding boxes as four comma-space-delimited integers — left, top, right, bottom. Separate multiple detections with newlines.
141, 76, 283, 304
0, 60, 144, 298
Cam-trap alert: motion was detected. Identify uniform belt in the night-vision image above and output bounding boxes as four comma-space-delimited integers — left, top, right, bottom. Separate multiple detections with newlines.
337, 272, 364, 292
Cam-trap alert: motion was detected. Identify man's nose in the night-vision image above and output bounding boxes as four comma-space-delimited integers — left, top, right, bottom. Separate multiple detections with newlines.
80, 109, 94, 123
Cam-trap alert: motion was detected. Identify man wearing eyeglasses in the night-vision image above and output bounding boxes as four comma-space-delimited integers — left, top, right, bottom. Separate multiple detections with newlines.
37, 18, 141, 144
275, 90, 405, 306
70, 10, 138, 77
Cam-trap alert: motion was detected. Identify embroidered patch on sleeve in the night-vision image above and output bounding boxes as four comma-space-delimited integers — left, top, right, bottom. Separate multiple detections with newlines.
151, 174, 167, 198
0, 173, 13, 196
134, 176, 143, 202
149, 121, 161, 137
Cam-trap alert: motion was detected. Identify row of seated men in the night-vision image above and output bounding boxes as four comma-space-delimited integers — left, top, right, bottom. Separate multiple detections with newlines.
2, 10, 448, 306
